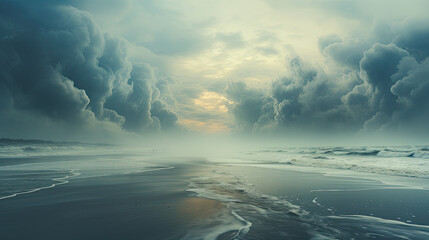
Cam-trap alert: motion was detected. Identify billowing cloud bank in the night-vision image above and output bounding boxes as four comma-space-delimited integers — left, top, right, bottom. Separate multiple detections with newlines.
0, 1, 177, 139
226, 20, 429, 137
1, 1, 428, 141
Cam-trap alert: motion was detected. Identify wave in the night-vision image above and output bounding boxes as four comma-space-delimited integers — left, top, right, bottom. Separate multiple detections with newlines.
0, 145, 105, 158
0, 169, 80, 200
0, 138, 115, 158
345, 150, 380, 156
284, 159, 429, 178
323, 148, 422, 157
235, 145, 429, 179
305, 146, 429, 159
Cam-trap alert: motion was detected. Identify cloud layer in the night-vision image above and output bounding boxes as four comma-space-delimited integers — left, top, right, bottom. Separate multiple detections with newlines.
1, 0, 428, 141
0, 1, 178, 140
226, 20, 429, 137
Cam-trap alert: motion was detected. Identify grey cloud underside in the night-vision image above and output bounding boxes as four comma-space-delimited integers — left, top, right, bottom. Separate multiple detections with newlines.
0, 1, 177, 137
1, 0, 428, 140
226, 20, 429, 136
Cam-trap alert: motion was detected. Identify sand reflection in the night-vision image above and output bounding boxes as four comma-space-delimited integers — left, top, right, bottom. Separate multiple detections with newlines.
178, 197, 225, 219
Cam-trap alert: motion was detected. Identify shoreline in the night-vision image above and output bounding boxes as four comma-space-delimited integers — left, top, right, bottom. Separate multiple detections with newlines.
1, 156, 429, 239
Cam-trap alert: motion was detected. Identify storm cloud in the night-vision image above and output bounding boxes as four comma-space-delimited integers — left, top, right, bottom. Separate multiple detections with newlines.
225, 81, 274, 132
225, 20, 429, 136
1, 0, 428, 141
0, 1, 178, 139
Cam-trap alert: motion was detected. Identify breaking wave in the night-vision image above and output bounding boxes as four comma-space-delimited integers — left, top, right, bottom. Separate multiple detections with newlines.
225, 145, 429, 179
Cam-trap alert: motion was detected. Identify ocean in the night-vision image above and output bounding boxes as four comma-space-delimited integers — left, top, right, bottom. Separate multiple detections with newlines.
1, 140, 429, 239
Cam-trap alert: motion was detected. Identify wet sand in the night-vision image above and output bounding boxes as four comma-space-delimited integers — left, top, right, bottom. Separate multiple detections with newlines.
221, 164, 429, 226
213, 164, 429, 239
0, 161, 219, 240
1, 157, 429, 239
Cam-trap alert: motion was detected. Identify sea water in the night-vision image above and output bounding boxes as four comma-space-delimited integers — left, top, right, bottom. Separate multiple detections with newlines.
1, 142, 429, 239
183, 145, 429, 239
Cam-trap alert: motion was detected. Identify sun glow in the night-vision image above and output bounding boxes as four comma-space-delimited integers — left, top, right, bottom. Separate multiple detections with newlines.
193, 91, 232, 113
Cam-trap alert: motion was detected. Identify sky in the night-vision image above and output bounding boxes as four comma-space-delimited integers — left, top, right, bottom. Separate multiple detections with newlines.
1, 0, 429, 143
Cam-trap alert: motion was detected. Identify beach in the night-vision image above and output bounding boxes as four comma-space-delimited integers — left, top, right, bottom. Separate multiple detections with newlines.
1, 146, 429, 239
0, 156, 204, 240
3, 1, 429, 239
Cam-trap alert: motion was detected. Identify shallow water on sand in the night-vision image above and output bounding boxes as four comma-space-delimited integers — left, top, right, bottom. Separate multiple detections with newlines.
185, 164, 429, 239
1, 145, 429, 239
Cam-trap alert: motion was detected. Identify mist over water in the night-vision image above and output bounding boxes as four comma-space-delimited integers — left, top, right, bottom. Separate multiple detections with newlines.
1, 0, 429, 239
1, 139, 429, 239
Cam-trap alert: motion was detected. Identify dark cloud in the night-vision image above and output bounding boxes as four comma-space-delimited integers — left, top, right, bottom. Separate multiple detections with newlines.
320, 36, 370, 68
359, 44, 408, 115
2, 1, 429, 140
225, 58, 360, 134
270, 59, 357, 132
393, 19, 429, 62
0, 1, 177, 139
225, 82, 275, 132
225, 21, 429, 137
389, 57, 429, 130
150, 100, 179, 130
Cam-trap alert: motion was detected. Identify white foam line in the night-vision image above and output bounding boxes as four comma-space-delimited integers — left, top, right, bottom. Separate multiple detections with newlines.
329, 215, 429, 229
231, 210, 252, 238
0, 166, 173, 200
0, 169, 80, 201
310, 186, 411, 192
226, 163, 429, 191
312, 197, 322, 207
